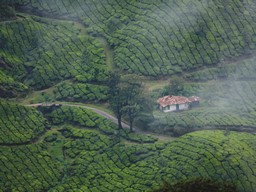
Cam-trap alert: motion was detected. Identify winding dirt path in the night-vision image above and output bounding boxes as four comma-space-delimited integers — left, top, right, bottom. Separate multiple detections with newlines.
26, 103, 175, 141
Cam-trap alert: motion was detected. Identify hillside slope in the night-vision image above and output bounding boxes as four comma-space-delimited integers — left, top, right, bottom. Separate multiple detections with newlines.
0, 1, 256, 191
4, 0, 256, 76
0, 101, 256, 191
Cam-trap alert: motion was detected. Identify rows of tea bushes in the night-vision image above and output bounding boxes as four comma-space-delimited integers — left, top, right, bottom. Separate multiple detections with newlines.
0, 101, 256, 191
4, 0, 256, 76
153, 108, 256, 135
153, 79, 256, 135
53, 81, 109, 103
0, 14, 108, 91
185, 56, 256, 82
0, 70, 28, 98
0, 100, 47, 145
0, 144, 62, 191
51, 126, 162, 191
154, 131, 256, 192
44, 105, 157, 143
47, 127, 256, 191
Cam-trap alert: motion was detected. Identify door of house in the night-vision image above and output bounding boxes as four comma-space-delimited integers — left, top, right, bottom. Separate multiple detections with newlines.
176, 104, 179, 111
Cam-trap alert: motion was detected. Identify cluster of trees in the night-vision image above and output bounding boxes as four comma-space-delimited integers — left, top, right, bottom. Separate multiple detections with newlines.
108, 73, 153, 131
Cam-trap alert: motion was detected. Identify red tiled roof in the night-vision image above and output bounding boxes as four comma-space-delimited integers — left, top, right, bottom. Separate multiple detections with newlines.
157, 95, 200, 107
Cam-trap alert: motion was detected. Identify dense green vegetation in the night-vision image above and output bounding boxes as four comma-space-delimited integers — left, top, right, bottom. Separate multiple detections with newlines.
4, 0, 256, 76
153, 178, 236, 192
150, 56, 256, 135
0, 100, 47, 144
0, 13, 109, 101
0, 70, 28, 98
0, 102, 255, 191
1, 1, 256, 191
0, 5, 16, 21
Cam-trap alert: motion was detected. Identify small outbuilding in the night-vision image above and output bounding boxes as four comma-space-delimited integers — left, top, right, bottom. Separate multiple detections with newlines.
157, 95, 200, 112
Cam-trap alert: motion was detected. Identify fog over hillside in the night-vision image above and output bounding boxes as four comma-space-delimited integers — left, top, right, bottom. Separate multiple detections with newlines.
0, 1, 256, 191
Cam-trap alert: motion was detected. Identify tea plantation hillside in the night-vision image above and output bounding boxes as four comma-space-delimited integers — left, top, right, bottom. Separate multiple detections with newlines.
0, 12, 109, 101
151, 55, 256, 135
1, 1, 256, 191
3, 0, 256, 76
0, 101, 256, 191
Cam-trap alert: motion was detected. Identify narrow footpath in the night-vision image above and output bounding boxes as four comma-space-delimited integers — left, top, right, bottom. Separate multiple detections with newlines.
26, 103, 175, 141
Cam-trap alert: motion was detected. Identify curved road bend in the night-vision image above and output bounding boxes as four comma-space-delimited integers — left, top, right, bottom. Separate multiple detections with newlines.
26, 103, 175, 141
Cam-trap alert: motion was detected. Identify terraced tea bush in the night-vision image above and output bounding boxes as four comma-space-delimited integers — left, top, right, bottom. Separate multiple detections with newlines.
1, 106, 256, 192
154, 131, 256, 192
53, 81, 109, 103
0, 5, 16, 21
153, 108, 256, 136
0, 14, 108, 90
153, 178, 236, 192
185, 56, 256, 82
0, 101, 47, 145
0, 144, 63, 191
44, 105, 156, 143
6, 0, 256, 76
0, 70, 28, 98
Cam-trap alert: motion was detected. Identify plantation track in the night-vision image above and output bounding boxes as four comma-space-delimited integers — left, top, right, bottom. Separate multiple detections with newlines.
26, 102, 174, 141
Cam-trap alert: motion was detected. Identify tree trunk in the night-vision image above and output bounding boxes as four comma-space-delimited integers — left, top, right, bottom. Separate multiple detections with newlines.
117, 115, 123, 129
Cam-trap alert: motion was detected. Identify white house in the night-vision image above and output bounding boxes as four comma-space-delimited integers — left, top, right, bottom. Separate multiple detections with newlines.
157, 95, 200, 112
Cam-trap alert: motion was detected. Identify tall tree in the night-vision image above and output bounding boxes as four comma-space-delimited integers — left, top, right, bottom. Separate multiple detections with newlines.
108, 73, 143, 131
122, 104, 140, 132
108, 72, 125, 129
120, 74, 143, 132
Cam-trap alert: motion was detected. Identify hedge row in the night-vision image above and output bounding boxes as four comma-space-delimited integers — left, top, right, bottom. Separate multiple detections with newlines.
0, 14, 108, 91
4, 0, 256, 76
0, 100, 47, 144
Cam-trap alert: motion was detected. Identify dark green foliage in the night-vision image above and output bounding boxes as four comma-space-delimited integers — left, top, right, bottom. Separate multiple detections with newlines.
108, 73, 146, 130
3, 0, 256, 77
153, 178, 236, 192
0, 1, 256, 191
162, 76, 186, 96
0, 70, 28, 98
44, 132, 57, 142
0, 144, 63, 191
54, 82, 109, 103
1, 101, 256, 192
45, 105, 156, 143
0, 14, 108, 93
0, 101, 47, 144
0, 5, 16, 21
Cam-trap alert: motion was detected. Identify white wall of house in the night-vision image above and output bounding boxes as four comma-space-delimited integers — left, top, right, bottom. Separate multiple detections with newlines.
162, 103, 189, 112
162, 105, 176, 112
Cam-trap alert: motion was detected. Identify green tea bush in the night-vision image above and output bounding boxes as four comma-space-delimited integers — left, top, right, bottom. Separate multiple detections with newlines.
54, 82, 109, 103
0, 144, 62, 191
3, 0, 256, 77
0, 101, 47, 144
0, 15, 108, 91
